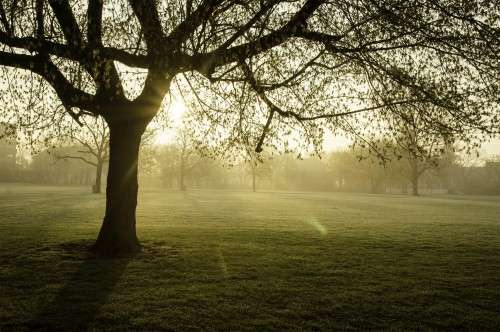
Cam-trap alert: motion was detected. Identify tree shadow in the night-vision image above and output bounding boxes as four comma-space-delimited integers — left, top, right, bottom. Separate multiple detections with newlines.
28, 242, 133, 331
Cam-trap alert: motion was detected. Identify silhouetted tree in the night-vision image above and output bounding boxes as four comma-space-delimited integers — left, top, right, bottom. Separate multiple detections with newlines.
1, 0, 498, 255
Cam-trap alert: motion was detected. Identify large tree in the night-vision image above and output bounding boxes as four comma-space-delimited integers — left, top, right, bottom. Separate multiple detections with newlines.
53, 115, 157, 193
0, 0, 498, 256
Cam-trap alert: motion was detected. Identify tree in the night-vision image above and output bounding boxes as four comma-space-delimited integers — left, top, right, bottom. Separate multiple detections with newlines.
435, 150, 462, 194
29, 145, 95, 185
176, 128, 203, 191
386, 106, 456, 196
157, 127, 203, 190
55, 116, 109, 193
245, 151, 272, 192
327, 151, 356, 191
0, 123, 17, 172
328, 145, 391, 193
52, 115, 157, 193
1, 1, 498, 255
157, 144, 179, 188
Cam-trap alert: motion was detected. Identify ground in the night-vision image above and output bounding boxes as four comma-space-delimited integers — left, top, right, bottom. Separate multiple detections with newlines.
0, 183, 499, 331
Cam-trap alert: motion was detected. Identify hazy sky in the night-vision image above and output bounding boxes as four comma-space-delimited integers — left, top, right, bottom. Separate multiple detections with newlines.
158, 94, 500, 158
323, 132, 500, 156
479, 139, 500, 156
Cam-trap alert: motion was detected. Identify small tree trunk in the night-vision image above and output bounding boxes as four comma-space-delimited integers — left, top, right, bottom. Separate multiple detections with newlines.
92, 160, 103, 194
180, 171, 185, 191
252, 168, 256, 192
180, 156, 186, 191
92, 120, 146, 257
411, 167, 419, 196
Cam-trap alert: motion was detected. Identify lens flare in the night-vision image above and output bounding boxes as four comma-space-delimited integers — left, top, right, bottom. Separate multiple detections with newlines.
305, 217, 328, 237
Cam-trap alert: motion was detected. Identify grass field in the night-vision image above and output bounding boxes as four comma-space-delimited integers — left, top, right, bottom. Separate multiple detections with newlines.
0, 183, 499, 331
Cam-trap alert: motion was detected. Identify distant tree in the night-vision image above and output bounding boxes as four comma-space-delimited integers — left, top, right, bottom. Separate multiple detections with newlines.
435, 150, 461, 194
389, 106, 455, 196
177, 129, 203, 191
157, 128, 203, 191
55, 116, 109, 193
270, 153, 300, 191
1, 1, 498, 255
244, 151, 272, 192
52, 116, 156, 193
156, 144, 179, 188
30, 146, 94, 185
327, 151, 356, 191
0, 123, 17, 173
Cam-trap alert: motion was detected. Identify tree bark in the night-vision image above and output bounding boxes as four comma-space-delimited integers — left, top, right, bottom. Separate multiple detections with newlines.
92, 120, 146, 257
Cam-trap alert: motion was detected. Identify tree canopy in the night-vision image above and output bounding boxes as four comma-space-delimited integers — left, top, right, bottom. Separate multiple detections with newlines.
0, 1, 498, 148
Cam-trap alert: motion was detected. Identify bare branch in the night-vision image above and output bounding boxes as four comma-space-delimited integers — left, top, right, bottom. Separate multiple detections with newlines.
166, 0, 221, 47
188, 0, 328, 74
56, 155, 98, 167
0, 51, 96, 112
128, 0, 165, 53
87, 0, 103, 46
47, 0, 83, 47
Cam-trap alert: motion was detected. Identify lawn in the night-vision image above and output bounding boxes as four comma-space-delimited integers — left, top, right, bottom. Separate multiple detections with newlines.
0, 183, 499, 331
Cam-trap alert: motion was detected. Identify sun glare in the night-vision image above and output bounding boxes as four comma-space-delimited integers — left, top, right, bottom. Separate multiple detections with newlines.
169, 98, 188, 126
154, 96, 188, 145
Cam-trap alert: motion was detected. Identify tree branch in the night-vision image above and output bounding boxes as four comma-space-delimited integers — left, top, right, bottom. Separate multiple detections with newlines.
56, 155, 98, 167
0, 51, 95, 111
87, 0, 103, 46
47, 0, 83, 47
166, 0, 220, 47
0, 31, 148, 68
128, 0, 165, 53
0, 1, 11, 35
187, 0, 328, 74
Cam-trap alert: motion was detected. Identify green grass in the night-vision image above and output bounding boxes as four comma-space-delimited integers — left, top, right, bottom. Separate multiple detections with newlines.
1, 183, 499, 331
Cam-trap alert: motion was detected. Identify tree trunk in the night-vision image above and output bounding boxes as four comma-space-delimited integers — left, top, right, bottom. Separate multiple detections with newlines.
92, 120, 146, 257
180, 170, 185, 191
92, 160, 103, 194
252, 168, 256, 192
180, 156, 186, 191
411, 165, 419, 196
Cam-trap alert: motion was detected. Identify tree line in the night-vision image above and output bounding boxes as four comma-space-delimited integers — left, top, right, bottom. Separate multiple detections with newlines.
3, 139, 498, 196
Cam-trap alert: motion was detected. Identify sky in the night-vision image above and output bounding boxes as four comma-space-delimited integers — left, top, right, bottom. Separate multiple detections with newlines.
154, 97, 189, 145
156, 96, 500, 159
479, 139, 500, 157
323, 132, 500, 157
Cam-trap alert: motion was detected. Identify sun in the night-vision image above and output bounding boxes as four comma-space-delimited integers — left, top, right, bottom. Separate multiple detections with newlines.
168, 97, 188, 126
154, 131, 173, 145
154, 96, 189, 145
